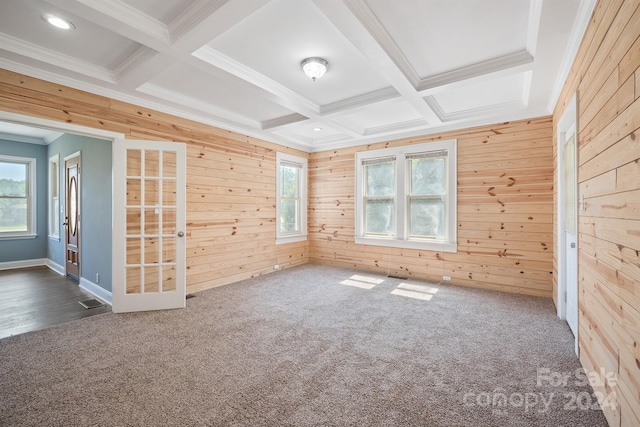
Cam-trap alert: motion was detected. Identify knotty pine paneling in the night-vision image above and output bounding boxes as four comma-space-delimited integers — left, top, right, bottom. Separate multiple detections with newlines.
553, 0, 640, 425
309, 117, 554, 297
0, 69, 309, 293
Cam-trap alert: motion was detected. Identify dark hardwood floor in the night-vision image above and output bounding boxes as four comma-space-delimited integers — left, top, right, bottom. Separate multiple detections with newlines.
0, 266, 111, 340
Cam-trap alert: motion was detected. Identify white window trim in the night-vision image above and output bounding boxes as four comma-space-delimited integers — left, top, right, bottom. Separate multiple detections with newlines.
48, 153, 60, 240
355, 140, 457, 253
276, 152, 308, 245
0, 154, 37, 239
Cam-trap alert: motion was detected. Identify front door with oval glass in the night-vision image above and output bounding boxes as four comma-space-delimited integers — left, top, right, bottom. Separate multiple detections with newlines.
65, 154, 80, 280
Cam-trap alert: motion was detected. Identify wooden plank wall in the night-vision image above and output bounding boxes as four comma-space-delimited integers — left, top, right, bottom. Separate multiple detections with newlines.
0, 69, 309, 293
553, 0, 640, 425
309, 117, 554, 297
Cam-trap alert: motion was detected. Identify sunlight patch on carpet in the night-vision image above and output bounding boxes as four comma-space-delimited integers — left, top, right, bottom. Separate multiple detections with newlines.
340, 274, 385, 289
391, 283, 439, 301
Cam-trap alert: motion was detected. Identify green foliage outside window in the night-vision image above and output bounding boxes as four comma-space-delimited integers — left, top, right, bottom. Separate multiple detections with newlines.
279, 164, 299, 233
0, 173, 28, 232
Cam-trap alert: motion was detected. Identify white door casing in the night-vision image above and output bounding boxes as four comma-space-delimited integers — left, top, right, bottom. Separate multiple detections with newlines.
556, 93, 579, 356
563, 128, 578, 338
112, 139, 186, 313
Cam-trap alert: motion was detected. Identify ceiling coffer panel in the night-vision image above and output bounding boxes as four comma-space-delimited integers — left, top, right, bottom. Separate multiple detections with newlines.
360, 0, 531, 80
206, 0, 391, 107
140, 62, 301, 125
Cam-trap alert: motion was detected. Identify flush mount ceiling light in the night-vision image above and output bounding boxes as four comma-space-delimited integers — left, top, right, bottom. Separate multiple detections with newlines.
301, 57, 328, 82
42, 14, 75, 30
313, 127, 323, 132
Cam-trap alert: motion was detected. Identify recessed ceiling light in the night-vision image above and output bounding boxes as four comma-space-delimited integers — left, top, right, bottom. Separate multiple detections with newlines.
313, 127, 323, 132
42, 14, 75, 30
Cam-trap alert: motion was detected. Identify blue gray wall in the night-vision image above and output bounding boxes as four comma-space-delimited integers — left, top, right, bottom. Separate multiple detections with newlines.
48, 134, 112, 292
0, 139, 48, 262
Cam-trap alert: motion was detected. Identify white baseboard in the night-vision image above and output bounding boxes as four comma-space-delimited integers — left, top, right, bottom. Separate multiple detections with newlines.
0, 258, 47, 270
80, 278, 113, 306
47, 259, 65, 275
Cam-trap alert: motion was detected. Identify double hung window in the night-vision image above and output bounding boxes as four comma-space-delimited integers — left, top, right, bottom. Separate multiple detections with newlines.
276, 152, 307, 244
0, 155, 36, 238
355, 140, 457, 252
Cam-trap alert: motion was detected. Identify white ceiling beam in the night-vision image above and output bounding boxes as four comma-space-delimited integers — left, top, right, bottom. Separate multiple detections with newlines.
109, 0, 271, 95
261, 114, 309, 131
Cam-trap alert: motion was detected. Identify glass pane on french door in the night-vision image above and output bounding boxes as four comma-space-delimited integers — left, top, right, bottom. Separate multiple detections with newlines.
125, 149, 177, 295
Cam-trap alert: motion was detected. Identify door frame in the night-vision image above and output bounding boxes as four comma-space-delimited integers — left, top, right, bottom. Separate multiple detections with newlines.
556, 93, 579, 355
0, 111, 123, 305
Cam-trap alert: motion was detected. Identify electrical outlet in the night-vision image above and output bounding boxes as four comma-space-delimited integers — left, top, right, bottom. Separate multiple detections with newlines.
442, 276, 451, 281
96, 273, 100, 284
273, 264, 280, 270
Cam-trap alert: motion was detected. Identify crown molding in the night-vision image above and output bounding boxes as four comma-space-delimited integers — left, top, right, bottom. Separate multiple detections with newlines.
416, 50, 533, 92
169, 0, 230, 41
114, 46, 158, 82
319, 87, 399, 116
548, 0, 598, 113
526, 0, 544, 56
0, 32, 116, 83
420, 96, 527, 123
0, 132, 47, 145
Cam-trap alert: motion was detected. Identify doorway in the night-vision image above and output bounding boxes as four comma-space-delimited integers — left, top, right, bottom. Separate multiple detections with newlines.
0, 111, 122, 306
557, 93, 579, 355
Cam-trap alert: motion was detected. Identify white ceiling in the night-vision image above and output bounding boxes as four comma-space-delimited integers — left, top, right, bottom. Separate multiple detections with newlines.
0, 0, 596, 152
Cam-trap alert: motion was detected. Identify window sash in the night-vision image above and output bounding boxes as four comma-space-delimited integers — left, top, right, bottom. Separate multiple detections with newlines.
276, 152, 307, 244
363, 157, 396, 236
279, 162, 301, 234
364, 196, 395, 237
279, 196, 300, 235
0, 157, 35, 237
407, 196, 445, 239
407, 153, 447, 239
355, 139, 457, 252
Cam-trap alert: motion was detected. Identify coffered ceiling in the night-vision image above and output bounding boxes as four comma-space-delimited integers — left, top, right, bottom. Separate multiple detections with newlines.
0, 0, 596, 151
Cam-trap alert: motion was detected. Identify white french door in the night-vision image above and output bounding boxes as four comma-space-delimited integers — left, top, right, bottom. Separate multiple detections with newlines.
112, 140, 186, 313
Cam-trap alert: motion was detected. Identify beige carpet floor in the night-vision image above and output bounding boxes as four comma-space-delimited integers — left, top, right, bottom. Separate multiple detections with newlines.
0, 264, 607, 426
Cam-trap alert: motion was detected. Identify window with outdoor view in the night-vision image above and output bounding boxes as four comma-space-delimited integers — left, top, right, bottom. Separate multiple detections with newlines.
49, 154, 60, 239
355, 140, 457, 252
276, 152, 307, 244
0, 155, 36, 238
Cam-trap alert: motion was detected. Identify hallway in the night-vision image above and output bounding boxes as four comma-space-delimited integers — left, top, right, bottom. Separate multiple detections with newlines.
0, 266, 110, 339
